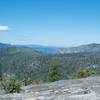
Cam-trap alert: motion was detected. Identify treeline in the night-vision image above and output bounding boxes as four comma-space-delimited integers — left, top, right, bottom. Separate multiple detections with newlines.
47, 59, 97, 82
0, 47, 100, 82
0, 59, 97, 94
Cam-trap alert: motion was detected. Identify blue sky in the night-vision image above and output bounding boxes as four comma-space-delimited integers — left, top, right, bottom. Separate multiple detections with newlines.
0, 0, 100, 47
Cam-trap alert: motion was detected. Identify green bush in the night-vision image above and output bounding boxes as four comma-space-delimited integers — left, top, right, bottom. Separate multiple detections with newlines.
71, 68, 96, 79
24, 77, 39, 86
24, 77, 33, 86
48, 61, 61, 82
1, 76, 21, 93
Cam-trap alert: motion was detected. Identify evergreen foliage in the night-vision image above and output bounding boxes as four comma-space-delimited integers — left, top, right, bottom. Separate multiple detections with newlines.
1, 76, 21, 93
71, 68, 96, 79
48, 60, 61, 82
24, 77, 33, 86
0, 47, 99, 81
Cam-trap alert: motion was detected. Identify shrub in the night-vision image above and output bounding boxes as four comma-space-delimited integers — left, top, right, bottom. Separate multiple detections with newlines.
48, 61, 61, 82
1, 76, 21, 93
71, 68, 96, 79
24, 77, 33, 86
24, 77, 39, 86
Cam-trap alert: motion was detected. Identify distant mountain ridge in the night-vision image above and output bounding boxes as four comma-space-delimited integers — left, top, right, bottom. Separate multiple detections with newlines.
0, 43, 100, 54
25, 45, 59, 54
0, 43, 12, 48
58, 43, 100, 54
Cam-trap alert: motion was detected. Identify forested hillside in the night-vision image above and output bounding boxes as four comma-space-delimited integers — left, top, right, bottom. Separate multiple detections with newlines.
0, 43, 100, 82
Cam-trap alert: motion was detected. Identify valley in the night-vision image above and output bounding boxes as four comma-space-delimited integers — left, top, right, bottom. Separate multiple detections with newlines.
0, 43, 100, 81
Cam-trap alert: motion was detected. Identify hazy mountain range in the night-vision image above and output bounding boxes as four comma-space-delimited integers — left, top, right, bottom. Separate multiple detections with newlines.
0, 43, 100, 54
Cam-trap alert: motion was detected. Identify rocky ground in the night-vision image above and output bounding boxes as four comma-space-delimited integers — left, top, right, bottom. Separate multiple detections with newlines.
0, 76, 100, 100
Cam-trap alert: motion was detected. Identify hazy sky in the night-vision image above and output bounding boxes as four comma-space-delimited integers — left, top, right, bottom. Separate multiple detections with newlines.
0, 0, 100, 47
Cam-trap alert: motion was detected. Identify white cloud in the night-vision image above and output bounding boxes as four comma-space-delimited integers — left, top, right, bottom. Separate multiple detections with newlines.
0, 26, 9, 31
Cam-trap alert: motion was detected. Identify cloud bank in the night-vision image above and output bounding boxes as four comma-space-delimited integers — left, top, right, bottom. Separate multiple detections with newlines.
0, 26, 9, 31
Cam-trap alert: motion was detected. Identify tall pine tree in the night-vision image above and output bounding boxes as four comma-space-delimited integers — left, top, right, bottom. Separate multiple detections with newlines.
48, 60, 60, 82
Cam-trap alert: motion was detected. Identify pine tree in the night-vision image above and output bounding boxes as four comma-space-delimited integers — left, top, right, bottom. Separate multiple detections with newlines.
48, 61, 60, 82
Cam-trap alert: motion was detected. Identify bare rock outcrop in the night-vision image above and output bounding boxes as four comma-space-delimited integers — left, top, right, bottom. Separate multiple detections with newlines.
0, 76, 100, 100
